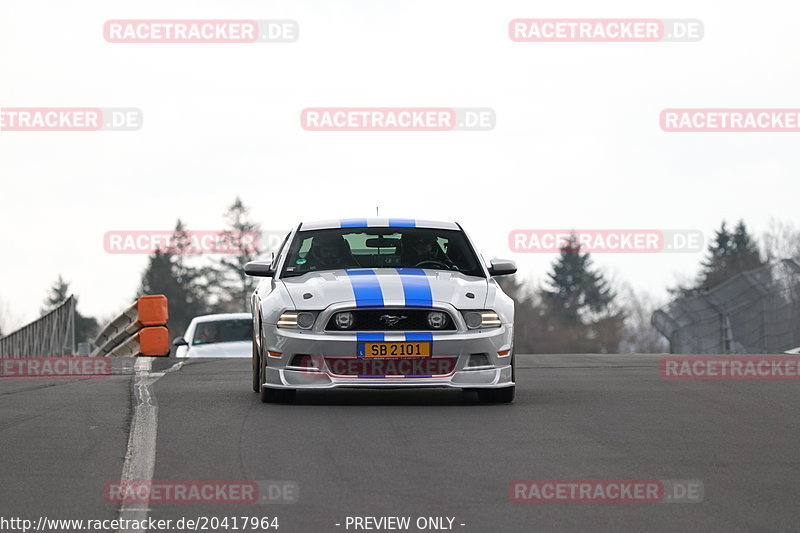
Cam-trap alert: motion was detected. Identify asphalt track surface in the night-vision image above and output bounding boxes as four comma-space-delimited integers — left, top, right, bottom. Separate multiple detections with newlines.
2, 354, 799, 533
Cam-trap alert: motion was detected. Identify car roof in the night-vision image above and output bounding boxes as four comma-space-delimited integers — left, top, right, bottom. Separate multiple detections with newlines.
299, 218, 460, 231
191, 313, 252, 323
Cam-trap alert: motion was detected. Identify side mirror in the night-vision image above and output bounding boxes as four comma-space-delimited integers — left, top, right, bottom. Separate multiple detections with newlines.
172, 336, 189, 347
245, 260, 274, 277
488, 259, 517, 276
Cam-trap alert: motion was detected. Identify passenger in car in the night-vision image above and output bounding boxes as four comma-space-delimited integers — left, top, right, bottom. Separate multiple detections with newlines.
305, 233, 359, 270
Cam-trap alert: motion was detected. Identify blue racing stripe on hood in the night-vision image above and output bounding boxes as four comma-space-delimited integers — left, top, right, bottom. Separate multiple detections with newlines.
357, 333, 385, 342
346, 269, 384, 307
396, 268, 433, 307
356, 332, 384, 357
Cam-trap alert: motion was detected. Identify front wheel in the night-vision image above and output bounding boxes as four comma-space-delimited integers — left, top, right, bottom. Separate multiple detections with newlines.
252, 353, 261, 393
477, 386, 515, 404
252, 330, 261, 392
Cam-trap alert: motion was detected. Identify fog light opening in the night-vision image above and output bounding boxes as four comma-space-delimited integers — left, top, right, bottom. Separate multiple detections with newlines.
466, 353, 491, 368
288, 354, 320, 371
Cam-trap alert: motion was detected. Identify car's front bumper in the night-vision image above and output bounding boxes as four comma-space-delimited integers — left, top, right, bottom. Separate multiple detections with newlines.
261, 324, 514, 390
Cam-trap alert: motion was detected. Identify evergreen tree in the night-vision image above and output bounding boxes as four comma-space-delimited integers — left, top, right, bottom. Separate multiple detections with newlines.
542, 235, 614, 322
670, 220, 766, 296
697, 220, 765, 289
41, 275, 70, 315
539, 235, 624, 353
730, 220, 764, 269
138, 220, 209, 341
41, 275, 99, 344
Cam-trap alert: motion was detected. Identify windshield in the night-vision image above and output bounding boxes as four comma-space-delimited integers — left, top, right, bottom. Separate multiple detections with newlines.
281, 228, 485, 277
192, 319, 251, 345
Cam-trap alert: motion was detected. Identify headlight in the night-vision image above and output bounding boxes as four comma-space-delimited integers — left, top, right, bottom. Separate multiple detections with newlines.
462, 310, 501, 329
277, 311, 316, 329
333, 311, 354, 330
427, 311, 447, 329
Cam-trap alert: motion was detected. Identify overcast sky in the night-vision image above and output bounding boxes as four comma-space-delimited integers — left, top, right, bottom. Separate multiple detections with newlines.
1, 0, 798, 330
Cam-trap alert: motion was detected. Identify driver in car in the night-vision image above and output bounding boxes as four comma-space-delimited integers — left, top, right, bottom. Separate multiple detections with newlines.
401, 233, 454, 268
305, 233, 358, 270
196, 323, 219, 344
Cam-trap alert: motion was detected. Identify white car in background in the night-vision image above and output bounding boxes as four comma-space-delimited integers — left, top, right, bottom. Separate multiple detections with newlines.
173, 313, 252, 358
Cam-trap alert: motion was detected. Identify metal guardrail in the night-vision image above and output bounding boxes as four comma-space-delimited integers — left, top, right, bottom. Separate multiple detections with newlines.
653, 258, 800, 354
0, 296, 75, 356
92, 295, 170, 357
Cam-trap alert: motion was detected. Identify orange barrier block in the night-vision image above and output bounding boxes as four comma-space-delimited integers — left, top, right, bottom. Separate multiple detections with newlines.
139, 326, 170, 357
136, 295, 168, 327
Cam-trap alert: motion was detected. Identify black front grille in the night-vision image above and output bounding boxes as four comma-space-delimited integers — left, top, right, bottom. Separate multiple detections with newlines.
325, 309, 456, 331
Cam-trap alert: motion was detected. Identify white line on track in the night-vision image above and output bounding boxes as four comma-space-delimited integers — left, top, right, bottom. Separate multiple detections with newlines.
116, 357, 168, 533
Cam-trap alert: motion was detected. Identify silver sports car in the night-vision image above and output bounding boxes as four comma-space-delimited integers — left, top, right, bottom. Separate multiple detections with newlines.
245, 218, 517, 403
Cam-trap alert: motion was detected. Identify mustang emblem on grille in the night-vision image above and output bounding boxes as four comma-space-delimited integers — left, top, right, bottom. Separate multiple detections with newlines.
379, 314, 408, 326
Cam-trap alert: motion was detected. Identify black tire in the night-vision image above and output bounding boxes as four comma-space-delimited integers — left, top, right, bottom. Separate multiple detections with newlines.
252, 320, 261, 392
252, 323, 261, 392
252, 350, 261, 393
477, 386, 515, 404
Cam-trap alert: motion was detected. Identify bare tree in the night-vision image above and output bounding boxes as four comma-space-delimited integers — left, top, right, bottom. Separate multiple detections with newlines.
762, 218, 800, 261
617, 284, 669, 353
211, 197, 263, 313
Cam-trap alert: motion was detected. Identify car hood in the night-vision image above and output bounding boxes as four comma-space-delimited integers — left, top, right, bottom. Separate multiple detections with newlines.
184, 340, 251, 358
281, 268, 488, 309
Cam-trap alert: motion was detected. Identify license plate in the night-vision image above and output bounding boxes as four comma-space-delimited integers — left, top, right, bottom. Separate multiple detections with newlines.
358, 341, 431, 358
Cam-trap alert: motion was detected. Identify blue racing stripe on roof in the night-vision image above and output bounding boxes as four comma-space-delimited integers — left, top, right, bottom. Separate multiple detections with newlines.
388, 218, 416, 227
340, 218, 368, 228
346, 269, 384, 307
396, 268, 433, 307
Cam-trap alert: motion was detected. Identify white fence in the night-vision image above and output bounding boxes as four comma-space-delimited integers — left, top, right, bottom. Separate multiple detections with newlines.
0, 296, 75, 356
